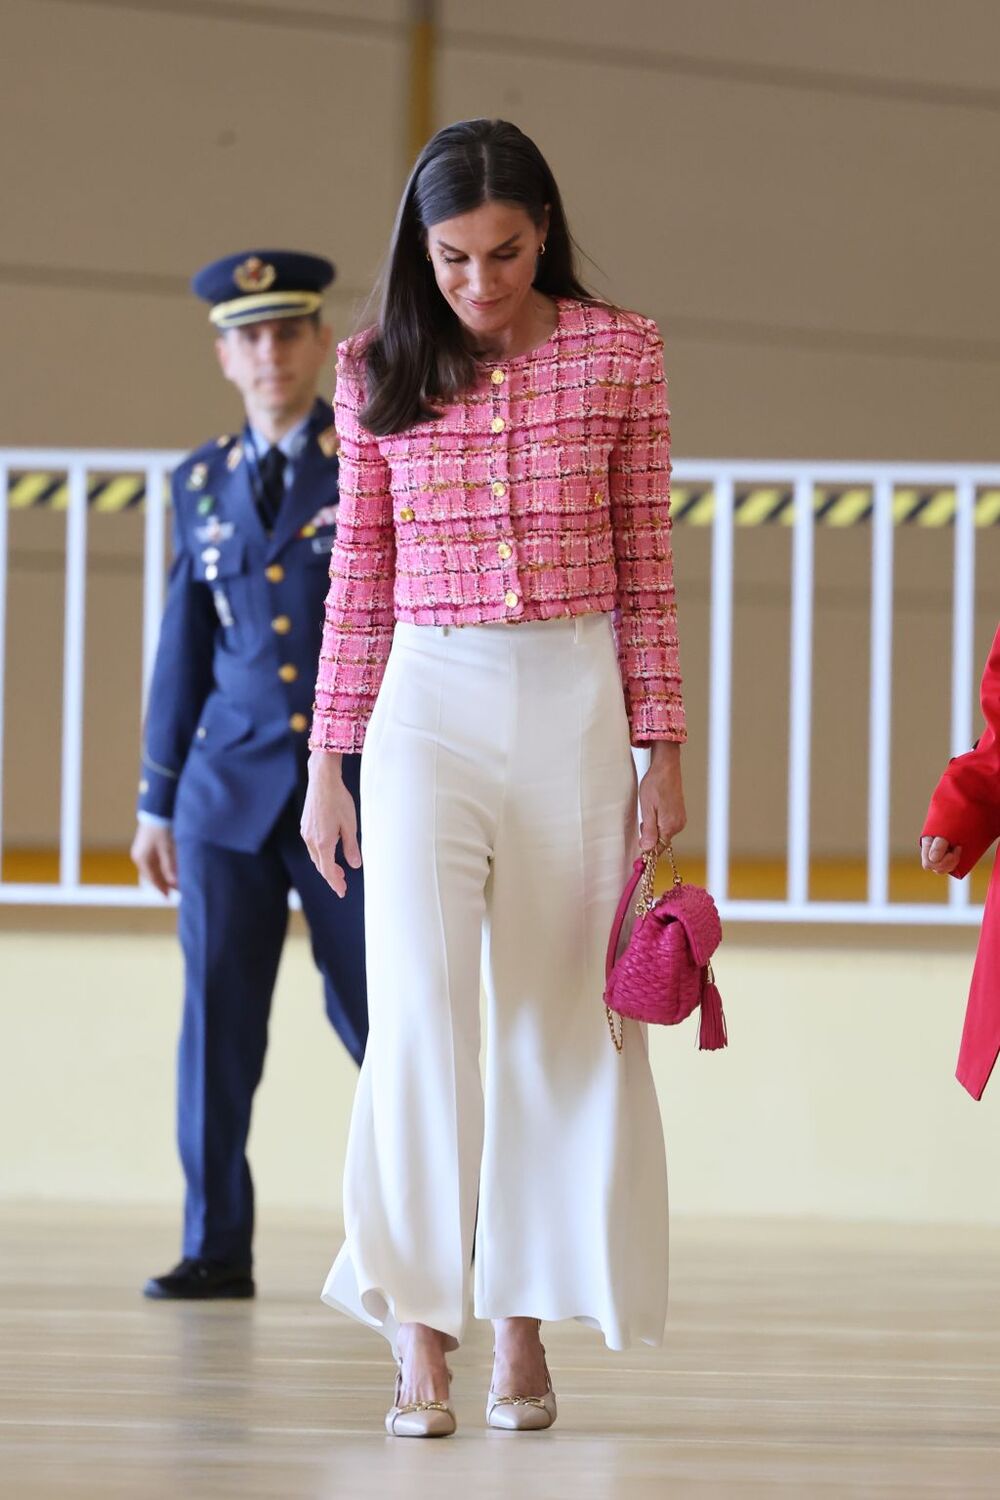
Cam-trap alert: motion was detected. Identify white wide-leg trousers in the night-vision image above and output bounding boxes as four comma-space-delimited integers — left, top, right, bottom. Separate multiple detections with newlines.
321, 614, 669, 1352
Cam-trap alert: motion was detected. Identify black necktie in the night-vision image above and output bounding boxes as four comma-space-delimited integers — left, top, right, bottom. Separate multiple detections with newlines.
258, 445, 287, 530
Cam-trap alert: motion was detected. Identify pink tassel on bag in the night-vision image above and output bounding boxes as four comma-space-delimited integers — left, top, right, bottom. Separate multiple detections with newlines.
698, 969, 728, 1051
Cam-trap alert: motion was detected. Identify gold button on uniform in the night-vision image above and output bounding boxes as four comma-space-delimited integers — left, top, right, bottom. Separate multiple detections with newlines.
497, 541, 513, 560
265, 563, 285, 583
278, 663, 298, 683
504, 589, 519, 609
491, 417, 505, 434
399, 506, 415, 523
300, 524, 317, 538
491, 481, 507, 498
289, 713, 309, 733
271, 615, 292, 635
490, 369, 505, 385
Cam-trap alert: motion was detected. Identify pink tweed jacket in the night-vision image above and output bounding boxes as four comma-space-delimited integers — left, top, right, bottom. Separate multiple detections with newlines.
310, 297, 685, 754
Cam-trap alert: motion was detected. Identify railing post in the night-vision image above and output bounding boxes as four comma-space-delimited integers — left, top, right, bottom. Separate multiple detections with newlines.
142, 462, 168, 710
787, 474, 815, 906
707, 474, 734, 902
949, 475, 976, 908
60, 464, 88, 889
0, 461, 8, 882
867, 474, 894, 908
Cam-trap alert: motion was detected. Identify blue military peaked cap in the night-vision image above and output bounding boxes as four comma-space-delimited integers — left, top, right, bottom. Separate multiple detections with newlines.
192, 249, 336, 330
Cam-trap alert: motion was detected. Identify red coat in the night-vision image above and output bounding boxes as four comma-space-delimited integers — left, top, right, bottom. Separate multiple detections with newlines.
923, 624, 1000, 1099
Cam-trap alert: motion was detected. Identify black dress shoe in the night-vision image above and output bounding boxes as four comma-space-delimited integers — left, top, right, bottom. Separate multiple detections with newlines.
142, 1257, 255, 1300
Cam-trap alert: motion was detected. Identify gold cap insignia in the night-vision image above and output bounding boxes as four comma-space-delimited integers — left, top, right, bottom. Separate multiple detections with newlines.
233, 256, 277, 293
187, 463, 208, 490
317, 425, 339, 459
226, 443, 244, 472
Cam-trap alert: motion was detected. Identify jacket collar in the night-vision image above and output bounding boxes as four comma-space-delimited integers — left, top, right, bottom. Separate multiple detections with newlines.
266, 398, 339, 559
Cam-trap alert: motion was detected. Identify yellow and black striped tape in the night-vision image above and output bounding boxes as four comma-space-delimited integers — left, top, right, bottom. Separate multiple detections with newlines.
5, 473, 1000, 526
5, 473, 151, 512
670, 484, 1000, 527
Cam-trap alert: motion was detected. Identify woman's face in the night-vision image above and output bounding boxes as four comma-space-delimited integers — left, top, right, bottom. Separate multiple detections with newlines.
425, 200, 548, 341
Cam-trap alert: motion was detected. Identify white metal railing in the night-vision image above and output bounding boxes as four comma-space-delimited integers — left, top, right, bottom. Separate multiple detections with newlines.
1, 449, 180, 906
700, 459, 988, 925
0, 449, 993, 920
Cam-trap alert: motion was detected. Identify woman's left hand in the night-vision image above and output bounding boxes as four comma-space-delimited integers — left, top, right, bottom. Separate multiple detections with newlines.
638, 741, 687, 852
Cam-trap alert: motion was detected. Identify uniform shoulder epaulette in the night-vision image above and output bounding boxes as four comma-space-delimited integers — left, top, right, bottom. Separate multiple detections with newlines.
182, 432, 233, 468
317, 423, 339, 459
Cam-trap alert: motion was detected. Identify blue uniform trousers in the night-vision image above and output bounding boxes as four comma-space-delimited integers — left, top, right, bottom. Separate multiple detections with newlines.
175, 768, 366, 1264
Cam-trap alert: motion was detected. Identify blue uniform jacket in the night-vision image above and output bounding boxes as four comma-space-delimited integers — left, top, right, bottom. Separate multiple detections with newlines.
139, 398, 347, 853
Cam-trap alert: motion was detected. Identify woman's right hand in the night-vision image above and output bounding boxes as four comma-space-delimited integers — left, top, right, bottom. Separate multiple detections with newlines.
920, 835, 962, 876
301, 749, 362, 897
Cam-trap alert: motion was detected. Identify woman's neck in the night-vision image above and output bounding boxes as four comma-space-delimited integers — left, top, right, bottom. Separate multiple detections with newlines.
468, 292, 558, 361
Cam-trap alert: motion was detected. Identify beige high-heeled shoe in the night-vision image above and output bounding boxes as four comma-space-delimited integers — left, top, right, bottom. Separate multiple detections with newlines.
384, 1359, 456, 1438
486, 1327, 557, 1432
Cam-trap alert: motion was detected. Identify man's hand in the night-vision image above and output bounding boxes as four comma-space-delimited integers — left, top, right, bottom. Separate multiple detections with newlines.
920, 835, 962, 876
131, 822, 179, 897
301, 750, 362, 898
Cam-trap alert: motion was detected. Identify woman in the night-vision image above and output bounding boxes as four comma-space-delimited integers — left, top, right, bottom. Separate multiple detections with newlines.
303, 118, 686, 1437
922, 623, 1000, 1100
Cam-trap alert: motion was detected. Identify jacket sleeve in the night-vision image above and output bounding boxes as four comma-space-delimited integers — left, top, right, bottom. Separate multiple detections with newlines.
922, 624, 1000, 878
137, 479, 217, 820
309, 352, 396, 755
608, 318, 686, 746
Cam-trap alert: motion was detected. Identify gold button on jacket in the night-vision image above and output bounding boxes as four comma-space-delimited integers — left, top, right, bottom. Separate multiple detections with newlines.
490, 417, 505, 434
265, 564, 285, 583
504, 589, 519, 608
289, 713, 309, 733
497, 542, 513, 560
271, 615, 292, 635
490, 369, 506, 385
491, 481, 507, 498
278, 663, 298, 683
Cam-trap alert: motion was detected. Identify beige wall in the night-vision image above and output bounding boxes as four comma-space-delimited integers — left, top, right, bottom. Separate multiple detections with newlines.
3, 921, 1000, 1224
4, 0, 1000, 856
7, 0, 1000, 453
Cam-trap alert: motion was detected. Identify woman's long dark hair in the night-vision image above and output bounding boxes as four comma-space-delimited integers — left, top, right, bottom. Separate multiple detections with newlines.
358, 118, 595, 436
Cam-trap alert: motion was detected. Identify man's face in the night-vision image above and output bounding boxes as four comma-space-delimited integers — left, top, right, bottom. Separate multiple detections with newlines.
215, 316, 332, 420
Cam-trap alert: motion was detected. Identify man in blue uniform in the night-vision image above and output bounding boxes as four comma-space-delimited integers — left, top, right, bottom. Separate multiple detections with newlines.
132, 250, 367, 1300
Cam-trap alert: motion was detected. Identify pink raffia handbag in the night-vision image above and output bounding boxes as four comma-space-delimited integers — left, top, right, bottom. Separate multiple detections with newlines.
603, 844, 727, 1054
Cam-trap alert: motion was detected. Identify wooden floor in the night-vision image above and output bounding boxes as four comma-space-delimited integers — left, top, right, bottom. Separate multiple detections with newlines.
3, 1208, 999, 1499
